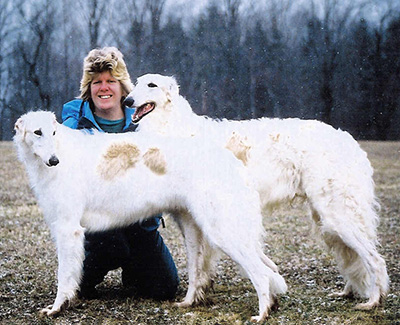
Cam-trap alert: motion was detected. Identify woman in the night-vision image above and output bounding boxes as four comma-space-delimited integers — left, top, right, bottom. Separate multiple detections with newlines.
62, 47, 179, 300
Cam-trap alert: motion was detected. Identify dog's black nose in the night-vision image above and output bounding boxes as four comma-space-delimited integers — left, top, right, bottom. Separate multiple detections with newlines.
48, 155, 59, 167
124, 96, 134, 107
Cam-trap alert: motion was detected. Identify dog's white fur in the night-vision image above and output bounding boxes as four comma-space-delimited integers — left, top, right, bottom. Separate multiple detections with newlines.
125, 73, 389, 309
14, 111, 287, 322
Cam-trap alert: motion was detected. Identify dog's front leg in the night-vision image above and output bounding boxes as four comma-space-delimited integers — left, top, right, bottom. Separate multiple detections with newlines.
40, 223, 85, 316
174, 213, 216, 307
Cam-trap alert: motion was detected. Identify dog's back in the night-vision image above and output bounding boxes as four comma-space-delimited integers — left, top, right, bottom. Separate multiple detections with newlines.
14, 111, 257, 233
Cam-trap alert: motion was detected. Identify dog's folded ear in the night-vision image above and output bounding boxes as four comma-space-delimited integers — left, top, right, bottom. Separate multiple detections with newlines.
165, 77, 179, 101
14, 116, 26, 137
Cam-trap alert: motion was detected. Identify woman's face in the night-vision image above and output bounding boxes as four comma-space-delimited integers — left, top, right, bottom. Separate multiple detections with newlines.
90, 71, 123, 114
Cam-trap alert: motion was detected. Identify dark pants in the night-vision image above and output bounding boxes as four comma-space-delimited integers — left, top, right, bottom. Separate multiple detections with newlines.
79, 217, 179, 300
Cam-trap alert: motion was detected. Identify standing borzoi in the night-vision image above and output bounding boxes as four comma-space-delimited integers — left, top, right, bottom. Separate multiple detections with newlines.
124, 73, 389, 309
14, 111, 287, 322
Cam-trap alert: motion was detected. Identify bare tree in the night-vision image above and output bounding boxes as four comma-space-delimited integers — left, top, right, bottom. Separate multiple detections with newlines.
61, 0, 75, 102
371, 10, 400, 139
305, 0, 366, 125
16, 0, 56, 111
75, 0, 107, 50
0, 0, 15, 139
146, 0, 166, 41
145, 0, 167, 72
87, 0, 106, 49
220, 0, 248, 118
245, 0, 294, 118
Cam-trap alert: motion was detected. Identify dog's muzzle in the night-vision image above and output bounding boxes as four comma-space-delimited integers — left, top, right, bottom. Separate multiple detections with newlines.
47, 155, 60, 167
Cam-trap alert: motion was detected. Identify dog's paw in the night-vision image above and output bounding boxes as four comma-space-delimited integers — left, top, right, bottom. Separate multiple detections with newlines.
329, 290, 353, 298
39, 305, 60, 317
174, 301, 193, 308
250, 306, 270, 323
355, 301, 379, 310
250, 315, 267, 323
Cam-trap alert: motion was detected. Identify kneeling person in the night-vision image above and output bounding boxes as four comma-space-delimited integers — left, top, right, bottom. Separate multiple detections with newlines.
62, 47, 179, 300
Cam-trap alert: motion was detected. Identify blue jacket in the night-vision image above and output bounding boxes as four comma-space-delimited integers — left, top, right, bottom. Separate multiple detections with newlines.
62, 99, 138, 132
61, 99, 160, 231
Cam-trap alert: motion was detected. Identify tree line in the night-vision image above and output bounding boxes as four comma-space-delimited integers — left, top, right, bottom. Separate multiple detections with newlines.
0, 0, 399, 140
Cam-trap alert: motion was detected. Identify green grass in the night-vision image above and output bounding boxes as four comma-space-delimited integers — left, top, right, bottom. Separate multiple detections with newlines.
1, 141, 399, 324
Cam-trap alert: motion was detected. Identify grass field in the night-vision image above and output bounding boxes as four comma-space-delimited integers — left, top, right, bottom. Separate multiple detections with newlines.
1, 140, 399, 324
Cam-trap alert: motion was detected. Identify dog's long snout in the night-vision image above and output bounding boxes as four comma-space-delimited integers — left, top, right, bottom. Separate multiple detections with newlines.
123, 96, 134, 107
47, 155, 60, 167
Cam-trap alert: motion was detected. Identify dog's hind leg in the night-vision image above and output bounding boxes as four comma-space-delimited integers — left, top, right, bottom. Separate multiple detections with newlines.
183, 185, 287, 322
210, 235, 286, 322
174, 212, 218, 307
310, 207, 388, 309
328, 230, 387, 310
40, 222, 85, 316
193, 215, 286, 322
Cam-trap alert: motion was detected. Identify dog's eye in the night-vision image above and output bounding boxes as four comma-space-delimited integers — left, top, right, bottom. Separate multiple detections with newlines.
34, 130, 42, 136
53, 131, 56, 136
148, 83, 157, 88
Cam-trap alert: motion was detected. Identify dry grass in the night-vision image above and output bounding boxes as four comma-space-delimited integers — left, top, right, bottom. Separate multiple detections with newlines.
1, 141, 399, 324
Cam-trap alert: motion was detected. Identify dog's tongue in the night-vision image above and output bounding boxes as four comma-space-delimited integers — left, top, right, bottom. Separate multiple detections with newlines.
132, 103, 154, 123
142, 103, 154, 114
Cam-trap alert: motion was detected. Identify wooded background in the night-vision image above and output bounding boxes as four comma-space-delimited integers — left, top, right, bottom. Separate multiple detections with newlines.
0, 0, 399, 140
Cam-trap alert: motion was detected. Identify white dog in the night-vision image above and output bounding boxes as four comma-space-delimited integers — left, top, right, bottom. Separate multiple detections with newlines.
14, 111, 287, 322
124, 73, 389, 309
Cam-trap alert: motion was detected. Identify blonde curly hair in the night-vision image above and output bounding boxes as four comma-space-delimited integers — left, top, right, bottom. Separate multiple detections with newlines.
79, 47, 133, 101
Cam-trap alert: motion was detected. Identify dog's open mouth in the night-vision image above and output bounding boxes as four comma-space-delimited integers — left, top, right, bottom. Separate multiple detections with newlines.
132, 103, 155, 123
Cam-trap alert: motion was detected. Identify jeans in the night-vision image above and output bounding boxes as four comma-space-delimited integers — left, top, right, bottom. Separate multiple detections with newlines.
79, 217, 179, 300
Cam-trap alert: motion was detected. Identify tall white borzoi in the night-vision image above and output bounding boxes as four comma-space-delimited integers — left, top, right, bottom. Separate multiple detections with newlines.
124, 73, 389, 309
14, 111, 287, 322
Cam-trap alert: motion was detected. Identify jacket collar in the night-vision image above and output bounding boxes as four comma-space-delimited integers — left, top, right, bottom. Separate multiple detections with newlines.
80, 101, 135, 132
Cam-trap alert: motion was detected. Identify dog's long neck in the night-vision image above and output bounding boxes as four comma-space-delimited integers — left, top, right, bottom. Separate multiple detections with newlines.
15, 140, 55, 192
138, 95, 211, 138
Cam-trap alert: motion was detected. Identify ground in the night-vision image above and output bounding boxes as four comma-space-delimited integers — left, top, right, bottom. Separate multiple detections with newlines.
0, 141, 399, 324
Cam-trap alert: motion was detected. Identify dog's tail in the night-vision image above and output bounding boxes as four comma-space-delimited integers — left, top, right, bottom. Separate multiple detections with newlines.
269, 268, 288, 296
256, 247, 287, 295
258, 247, 279, 273
237, 252, 287, 296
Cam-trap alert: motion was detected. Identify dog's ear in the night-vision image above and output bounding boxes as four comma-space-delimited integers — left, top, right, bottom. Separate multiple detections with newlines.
14, 116, 26, 137
165, 77, 179, 101
51, 113, 58, 127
